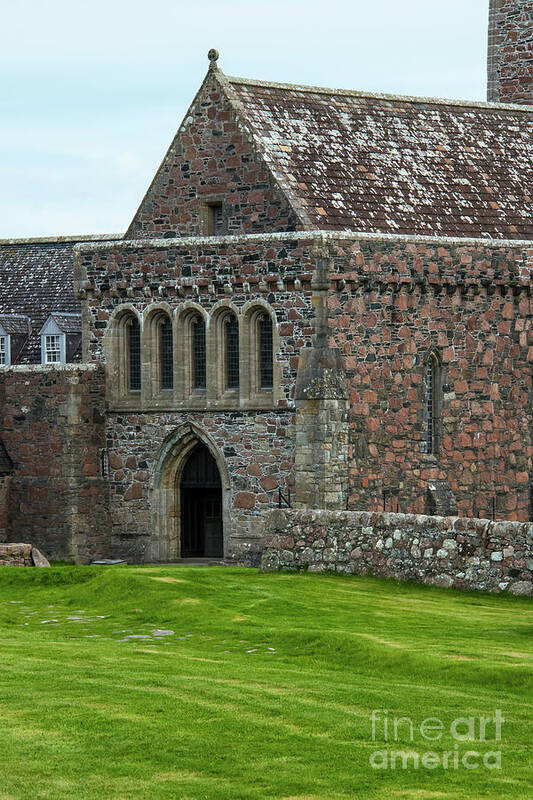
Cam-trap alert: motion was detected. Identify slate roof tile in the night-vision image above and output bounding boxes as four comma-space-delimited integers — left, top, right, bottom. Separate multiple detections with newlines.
229, 78, 533, 240
0, 314, 31, 336
48, 313, 82, 334
0, 240, 81, 363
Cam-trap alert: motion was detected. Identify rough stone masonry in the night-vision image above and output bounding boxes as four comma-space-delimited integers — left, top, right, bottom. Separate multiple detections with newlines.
488, 0, 533, 105
261, 509, 533, 596
0, 2, 533, 580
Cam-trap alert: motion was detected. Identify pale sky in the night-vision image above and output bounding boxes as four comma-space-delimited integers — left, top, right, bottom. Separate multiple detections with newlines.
1, 0, 490, 238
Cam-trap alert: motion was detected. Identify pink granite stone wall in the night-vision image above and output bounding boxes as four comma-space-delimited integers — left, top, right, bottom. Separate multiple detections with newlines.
0, 365, 109, 562
126, 72, 300, 239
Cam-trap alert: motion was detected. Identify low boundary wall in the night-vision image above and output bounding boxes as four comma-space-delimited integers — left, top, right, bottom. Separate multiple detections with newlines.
261, 509, 533, 596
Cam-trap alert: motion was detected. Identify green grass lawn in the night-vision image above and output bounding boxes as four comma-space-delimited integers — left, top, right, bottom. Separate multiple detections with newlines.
0, 565, 531, 799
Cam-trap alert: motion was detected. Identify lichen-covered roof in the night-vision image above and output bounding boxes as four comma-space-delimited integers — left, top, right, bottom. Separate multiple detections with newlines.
0, 438, 13, 475
48, 313, 82, 334
229, 77, 533, 240
0, 240, 81, 363
0, 314, 31, 336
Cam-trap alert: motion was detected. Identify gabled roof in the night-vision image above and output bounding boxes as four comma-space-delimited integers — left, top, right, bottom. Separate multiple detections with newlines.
41, 313, 82, 334
0, 314, 31, 336
226, 75, 533, 240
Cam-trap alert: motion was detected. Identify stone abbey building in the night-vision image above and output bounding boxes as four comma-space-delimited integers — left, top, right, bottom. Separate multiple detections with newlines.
1, 0, 533, 566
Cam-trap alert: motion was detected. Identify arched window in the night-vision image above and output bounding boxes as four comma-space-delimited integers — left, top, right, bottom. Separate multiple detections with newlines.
258, 313, 273, 389
209, 306, 241, 401
105, 308, 144, 406
235, 304, 278, 406
192, 316, 206, 390
243, 306, 276, 400
425, 352, 441, 455
224, 314, 239, 390
144, 310, 174, 397
160, 317, 173, 391
128, 316, 141, 392
178, 307, 208, 400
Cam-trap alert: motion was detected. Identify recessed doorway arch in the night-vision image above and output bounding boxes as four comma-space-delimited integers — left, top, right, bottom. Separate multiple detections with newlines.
148, 422, 230, 562
180, 443, 223, 558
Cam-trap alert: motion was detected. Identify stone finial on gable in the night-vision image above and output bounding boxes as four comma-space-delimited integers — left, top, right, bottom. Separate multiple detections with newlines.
208, 48, 220, 70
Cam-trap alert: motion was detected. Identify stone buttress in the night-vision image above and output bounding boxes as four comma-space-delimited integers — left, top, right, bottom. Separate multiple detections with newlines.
294, 245, 349, 510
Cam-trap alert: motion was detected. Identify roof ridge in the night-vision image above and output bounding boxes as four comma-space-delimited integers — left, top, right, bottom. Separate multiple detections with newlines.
0, 234, 123, 246
227, 75, 533, 114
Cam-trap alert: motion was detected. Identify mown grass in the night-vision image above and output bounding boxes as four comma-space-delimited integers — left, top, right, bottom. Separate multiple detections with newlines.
0, 565, 531, 799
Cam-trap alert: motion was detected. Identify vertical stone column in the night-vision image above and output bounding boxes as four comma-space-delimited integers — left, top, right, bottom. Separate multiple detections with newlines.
294, 244, 349, 510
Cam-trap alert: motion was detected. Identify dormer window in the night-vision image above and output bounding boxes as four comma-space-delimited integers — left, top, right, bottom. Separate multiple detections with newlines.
0, 334, 9, 366
39, 313, 82, 365
0, 315, 29, 367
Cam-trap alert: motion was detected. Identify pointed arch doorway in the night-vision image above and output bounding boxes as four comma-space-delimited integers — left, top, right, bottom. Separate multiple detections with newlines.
149, 424, 229, 563
180, 442, 223, 559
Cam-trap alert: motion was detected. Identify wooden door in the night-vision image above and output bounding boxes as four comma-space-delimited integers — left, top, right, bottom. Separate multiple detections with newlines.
180, 444, 223, 558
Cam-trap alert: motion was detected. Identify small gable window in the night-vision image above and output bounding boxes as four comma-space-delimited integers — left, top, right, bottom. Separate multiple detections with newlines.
208, 202, 224, 236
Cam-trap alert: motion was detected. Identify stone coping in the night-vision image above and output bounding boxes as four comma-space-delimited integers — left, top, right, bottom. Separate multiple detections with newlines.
74, 229, 533, 255
271, 508, 533, 538
107, 405, 294, 414
0, 234, 122, 246
0, 363, 100, 374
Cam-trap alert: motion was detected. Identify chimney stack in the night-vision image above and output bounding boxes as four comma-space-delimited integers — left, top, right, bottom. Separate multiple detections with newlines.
488, 0, 533, 104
